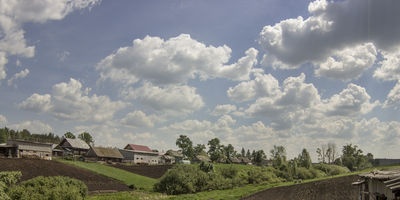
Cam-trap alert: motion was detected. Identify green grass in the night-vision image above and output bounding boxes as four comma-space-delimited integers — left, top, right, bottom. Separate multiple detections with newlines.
57, 160, 157, 191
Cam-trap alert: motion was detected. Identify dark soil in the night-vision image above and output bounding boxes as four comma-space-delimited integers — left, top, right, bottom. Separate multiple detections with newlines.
0, 158, 130, 192
242, 175, 359, 200
111, 164, 172, 179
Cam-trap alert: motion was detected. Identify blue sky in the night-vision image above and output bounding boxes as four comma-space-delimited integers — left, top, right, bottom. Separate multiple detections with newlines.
1, 0, 400, 160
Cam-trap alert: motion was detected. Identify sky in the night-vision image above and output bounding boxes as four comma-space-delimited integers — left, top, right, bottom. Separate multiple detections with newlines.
1, 0, 400, 160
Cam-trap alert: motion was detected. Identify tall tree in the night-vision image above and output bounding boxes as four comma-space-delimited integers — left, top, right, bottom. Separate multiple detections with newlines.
64, 132, 76, 139
341, 144, 373, 171
298, 148, 312, 169
316, 144, 328, 164
246, 149, 251, 159
176, 135, 194, 160
253, 150, 266, 166
325, 142, 337, 164
207, 138, 223, 162
270, 145, 287, 169
224, 144, 235, 163
241, 147, 246, 157
78, 132, 94, 146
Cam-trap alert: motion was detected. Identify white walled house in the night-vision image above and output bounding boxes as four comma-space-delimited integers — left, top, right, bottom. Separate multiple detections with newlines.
120, 144, 159, 165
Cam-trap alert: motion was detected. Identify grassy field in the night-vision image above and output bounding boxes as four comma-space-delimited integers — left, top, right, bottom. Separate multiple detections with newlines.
58, 160, 157, 191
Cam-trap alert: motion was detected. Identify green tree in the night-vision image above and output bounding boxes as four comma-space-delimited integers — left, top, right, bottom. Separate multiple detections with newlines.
241, 147, 246, 157
298, 148, 312, 169
207, 138, 223, 162
176, 135, 194, 160
270, 145, 287, 170
341, 144, 373, 171
246, 149, 251, 159
78, 132, 94, 146
252, 150, 266, 166
224, 144, 235, 163
193, 144, 206, 156
64, 132, 76, 139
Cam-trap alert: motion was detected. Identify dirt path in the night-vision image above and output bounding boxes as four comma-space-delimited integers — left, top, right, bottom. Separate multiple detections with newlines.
0, 158, 130, 192
242, 175, 359, 200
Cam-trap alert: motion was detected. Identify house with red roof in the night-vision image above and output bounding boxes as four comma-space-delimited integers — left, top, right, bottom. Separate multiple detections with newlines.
119, 144, 159, 165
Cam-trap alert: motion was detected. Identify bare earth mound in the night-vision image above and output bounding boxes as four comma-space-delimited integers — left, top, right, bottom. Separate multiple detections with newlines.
0, 158, 130, 192
242, 175, 359, 200
111, 164, 172, 179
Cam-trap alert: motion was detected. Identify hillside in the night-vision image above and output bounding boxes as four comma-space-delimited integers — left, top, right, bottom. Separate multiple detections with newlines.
0, 158, 130, 192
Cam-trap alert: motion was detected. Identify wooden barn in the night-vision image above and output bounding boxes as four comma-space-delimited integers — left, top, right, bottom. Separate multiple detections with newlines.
121, 144, 159, 165
353, 170, 400, 200
86, 146, 123, 163
58, 138, 90, 155
0, 139, 52, 160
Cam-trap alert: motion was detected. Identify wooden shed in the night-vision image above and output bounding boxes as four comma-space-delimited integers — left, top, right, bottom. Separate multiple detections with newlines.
353, 170, 400, 200
86, 146, 123, 163
58, 138, 90, 155
3, 139, 52, 160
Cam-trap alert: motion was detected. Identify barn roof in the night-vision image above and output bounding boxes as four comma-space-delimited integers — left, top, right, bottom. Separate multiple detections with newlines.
124, 144, 153, 152
60, 138, 90, 150
88, 147, 123, 159
360, 170, 400, 180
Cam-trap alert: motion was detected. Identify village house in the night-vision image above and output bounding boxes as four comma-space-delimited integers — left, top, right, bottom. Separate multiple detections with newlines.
164, 149, 184, 164
353, 170, 400, 200
86, 146, 123, 163
58, 138, 90, 156
120, 144, 159, 165
0, 139, 52, 160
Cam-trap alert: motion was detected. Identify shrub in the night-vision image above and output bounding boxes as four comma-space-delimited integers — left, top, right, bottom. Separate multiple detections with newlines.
154, 165, 209, 195
246, 167, 268, 184
313, 164, 350, 176
296, 167, 315, 180
8, 176, 88, 200
199, 161, 214, 173
0, 171, 22, 186
0, 171, 22, 200
219, 165, 238, 179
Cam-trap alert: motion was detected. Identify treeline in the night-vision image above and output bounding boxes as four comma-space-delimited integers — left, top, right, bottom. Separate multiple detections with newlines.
0, 127, 61, 144
175, 135, 374, 172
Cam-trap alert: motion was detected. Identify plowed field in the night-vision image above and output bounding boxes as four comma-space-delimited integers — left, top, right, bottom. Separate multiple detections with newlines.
0, 158, 130, 192
242, 175, 359, 200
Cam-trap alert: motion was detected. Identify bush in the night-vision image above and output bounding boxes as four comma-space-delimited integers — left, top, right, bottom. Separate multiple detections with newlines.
199, 161, 214, 173
220, 165, 238, 179
296, 167, 315, 180
0, 171, 22, 200
8, 176, 88, 200
313, 164, 350, 176
154, 165, 209, 195
0, 171, 22, 186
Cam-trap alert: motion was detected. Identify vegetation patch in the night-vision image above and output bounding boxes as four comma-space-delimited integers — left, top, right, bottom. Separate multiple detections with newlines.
8, 176, 88, 200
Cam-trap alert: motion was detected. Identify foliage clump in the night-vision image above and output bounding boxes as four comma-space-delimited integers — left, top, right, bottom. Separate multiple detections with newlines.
0, 171, 22, 200
8, 176, 88, 200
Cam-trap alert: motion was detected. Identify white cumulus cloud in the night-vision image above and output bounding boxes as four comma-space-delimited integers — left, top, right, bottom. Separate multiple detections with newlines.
0, 0, 100, 79
122, 82, 204, 116
96, 34, 258, 85
7, 68, 29, 86
19, 78, 126, 122
259, 0, 400, 80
